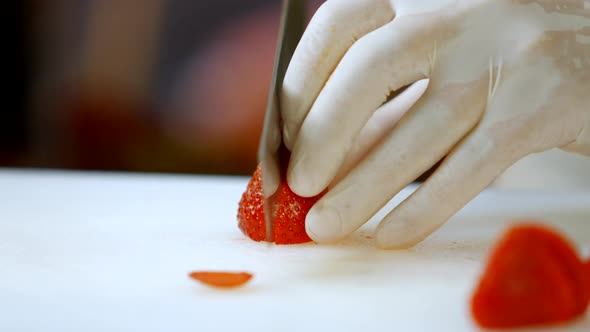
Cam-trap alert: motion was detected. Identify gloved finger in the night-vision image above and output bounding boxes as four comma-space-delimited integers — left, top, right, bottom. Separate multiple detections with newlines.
331, 79, 429, 186
374, 55, 581, 249
374, 126, 525, 249
281, 0, 394, 150
289, 20, 432, 197
304, 78, 488, 243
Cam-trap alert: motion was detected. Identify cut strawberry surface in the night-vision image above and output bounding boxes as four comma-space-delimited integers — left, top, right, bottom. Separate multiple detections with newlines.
237, 164, 324, 245
237, 166, 266, 242
471, 224, 589, 329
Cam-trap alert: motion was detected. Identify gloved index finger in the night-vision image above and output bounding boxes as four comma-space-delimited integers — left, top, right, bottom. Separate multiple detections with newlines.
280, 0, 394, 150
288, 19, 432, 197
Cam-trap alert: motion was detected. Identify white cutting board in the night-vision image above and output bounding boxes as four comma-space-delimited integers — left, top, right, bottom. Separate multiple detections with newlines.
0, 170, 589, 332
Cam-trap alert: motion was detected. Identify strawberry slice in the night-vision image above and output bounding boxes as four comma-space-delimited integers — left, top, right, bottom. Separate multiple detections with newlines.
189, 271, 253, 288
237, 164, 324, 245
471, 224, 589, 328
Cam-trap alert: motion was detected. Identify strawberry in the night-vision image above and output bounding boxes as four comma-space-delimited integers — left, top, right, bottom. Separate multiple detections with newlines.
189, 271, 253, 288
471, 224, 589, 329
237, 165, 266, 242
273, 179, 323, 244
237, 164, 324, 245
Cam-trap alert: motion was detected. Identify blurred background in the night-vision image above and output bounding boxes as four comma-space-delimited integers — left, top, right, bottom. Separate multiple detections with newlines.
8, 0, 323, 176
6, 0, 590, 188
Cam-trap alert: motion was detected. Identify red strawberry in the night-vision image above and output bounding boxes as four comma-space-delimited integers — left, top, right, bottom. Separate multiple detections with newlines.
471, 224, 589, 329
237, 164, 324, 245
237, 165, 266, 242
273, 180, 323, 244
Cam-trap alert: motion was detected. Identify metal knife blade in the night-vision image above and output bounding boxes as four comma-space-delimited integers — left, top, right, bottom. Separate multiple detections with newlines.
258, 0, 306, 243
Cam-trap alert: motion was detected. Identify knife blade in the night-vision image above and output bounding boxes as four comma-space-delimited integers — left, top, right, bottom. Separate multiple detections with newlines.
258, 0, 306, 243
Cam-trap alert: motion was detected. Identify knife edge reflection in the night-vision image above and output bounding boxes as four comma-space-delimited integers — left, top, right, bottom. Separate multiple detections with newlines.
258, 0, 307, 243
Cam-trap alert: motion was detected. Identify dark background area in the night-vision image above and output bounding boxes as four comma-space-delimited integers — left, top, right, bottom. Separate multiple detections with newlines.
5, 0, 324, 175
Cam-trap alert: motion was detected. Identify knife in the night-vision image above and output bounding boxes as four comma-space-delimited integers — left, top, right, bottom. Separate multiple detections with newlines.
258, 0, 306, 243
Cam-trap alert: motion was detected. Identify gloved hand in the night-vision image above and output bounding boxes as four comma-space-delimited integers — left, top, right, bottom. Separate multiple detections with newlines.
280, 0, 590, 249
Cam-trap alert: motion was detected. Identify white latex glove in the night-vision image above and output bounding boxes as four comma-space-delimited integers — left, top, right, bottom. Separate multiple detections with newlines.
280, 0, 590, 249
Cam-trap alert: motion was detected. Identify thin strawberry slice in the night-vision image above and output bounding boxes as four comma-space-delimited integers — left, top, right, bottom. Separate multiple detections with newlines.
189, 271, 253, 288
